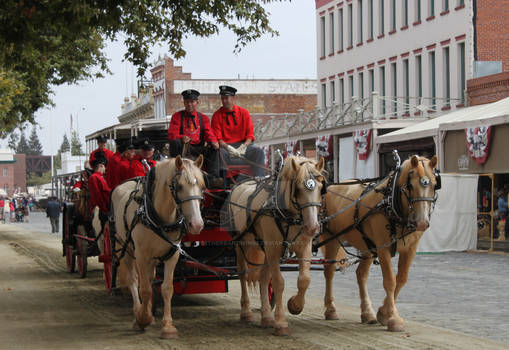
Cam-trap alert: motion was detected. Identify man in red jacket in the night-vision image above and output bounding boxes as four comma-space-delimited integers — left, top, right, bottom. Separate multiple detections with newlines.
129, 138, 157, 178
211, 85, 265, 177
89, 135, 114, 166
168, 89, 221, 184
88, 154, 111, 215
106, 139, 135, 189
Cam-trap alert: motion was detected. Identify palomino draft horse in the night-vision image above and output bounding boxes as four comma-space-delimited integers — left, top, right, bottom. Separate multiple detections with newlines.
228, 155, 325, 335
111, 155, 205, 339
321, 153, 440, 332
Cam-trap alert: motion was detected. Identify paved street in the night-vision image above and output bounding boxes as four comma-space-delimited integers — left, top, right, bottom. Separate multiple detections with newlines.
12, 211, 509, 345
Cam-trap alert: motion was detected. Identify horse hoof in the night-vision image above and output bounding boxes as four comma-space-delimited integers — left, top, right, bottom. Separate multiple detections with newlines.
160, 328, 178, 339
240, 314, 255, 323
387, 319, 405, 332
324, 310, 339, 320
361, 313, 377, 324
376, 310, 388, 326
273, 327, 291, 336
132, 319, 146, 331
287, 296, 303, 315
261, 317, 275, 328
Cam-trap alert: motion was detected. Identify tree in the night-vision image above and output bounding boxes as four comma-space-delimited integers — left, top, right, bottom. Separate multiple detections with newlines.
59, 134, 70, 153
16, 132, 29, 154
7, 132, 18, 151
28, 127, 43, 155
70, 131, 84, 156
0, 1, 282, 136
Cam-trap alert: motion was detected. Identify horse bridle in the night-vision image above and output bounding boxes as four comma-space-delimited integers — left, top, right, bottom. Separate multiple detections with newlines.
169, 169, 204, 205
397, 163, 440, 218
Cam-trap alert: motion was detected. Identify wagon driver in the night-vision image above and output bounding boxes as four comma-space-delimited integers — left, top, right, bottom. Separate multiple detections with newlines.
168, 89, 221, 185
211, 85, 265, 177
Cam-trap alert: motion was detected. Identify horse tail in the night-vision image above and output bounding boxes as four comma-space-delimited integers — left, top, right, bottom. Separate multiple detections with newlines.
246, 248, 265, 287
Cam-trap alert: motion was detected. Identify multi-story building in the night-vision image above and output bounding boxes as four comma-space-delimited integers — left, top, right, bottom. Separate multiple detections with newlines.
316, 0, 509, 115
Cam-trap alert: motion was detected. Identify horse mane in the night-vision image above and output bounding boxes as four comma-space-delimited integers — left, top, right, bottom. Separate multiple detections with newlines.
153, 158, 205, 188
398, 155, 434, 186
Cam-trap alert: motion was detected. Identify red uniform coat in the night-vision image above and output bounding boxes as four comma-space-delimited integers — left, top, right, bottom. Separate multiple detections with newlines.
211, 105, 255, 144
106, 152, 132, 189
168, 110, 217, 145
89, 148, 114, 165
129, 155, 156, 178
88, 172, 111, 213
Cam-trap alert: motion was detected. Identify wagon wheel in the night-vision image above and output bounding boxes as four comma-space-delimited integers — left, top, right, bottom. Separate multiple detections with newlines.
77, 239, 88, 278
63, 209, 76, 273
102, 223, 113, 292
269, 280, 275, 310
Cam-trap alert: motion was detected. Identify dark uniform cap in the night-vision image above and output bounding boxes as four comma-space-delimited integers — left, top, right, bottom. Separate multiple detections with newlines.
181, 89, 200, 100
219, 85, 237, 96
115, 139, 134, 153
139, 137, 154, 150
91, 151, 108, 168
96, 135, 108, 143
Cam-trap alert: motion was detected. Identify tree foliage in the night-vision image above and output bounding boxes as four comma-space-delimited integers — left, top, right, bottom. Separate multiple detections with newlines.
7, 132, 18, 151
59, 134, 70, 153
15, 131, 29, 154
28, 127, 43, 155
70, 131, 84, 156
0, 0, 283, 136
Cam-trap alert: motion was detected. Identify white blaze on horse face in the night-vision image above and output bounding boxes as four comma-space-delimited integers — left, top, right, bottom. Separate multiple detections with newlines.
410, 162, 434, 231
299, 178, 322, 236
177, 171, 204, 235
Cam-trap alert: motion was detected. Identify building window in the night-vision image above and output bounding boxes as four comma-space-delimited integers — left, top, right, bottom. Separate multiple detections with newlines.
320, 16, 326, 57
391, 62, 397, 114
2, 168, 7, 177
380, 66, 386, 114
339, 9, 344, 51
415, 0, 421, 22
340, 78, 345, 106
459, 42, 466, 104
429, 0, 435, 17
458, 0, 464, 5
330, 12, 335, 54
444, 46, 450, 106
369, 69, 375, 93
359, 72, 364, 99
358, 0, 363, 44
416, 55, 422, 104
379, 0, 385, 35
403, 59, 409, 113
330, 80, 336, 104
349, 74, 354, 100
403, 0, 408, 27
368, 0, 374, 39
443, 0, 449, 12
391, 0, 396, 31
321, 83, 327, 107
348, 4, 353, 47
430, 51, 436, 107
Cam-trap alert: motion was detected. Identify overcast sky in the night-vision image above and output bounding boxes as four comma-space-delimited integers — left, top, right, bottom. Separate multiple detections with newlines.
7, 1, 316, 155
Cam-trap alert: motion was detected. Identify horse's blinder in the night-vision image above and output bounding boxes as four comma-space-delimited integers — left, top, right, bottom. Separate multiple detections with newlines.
169, 169, 204, 205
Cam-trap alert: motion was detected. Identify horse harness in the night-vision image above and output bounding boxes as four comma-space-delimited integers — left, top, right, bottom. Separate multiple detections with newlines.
319, 162, 440, 258
232, 162, 324, 265
116, 166, 204, 264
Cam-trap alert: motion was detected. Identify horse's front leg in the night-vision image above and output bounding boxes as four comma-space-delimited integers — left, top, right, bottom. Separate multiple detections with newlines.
258, 262, 274, 328
376, 248, 404, 332
287, 238, 312, 316
394, 243, 418, 302
236, 246, 254, 323
356, 256, 377, 324
266, 246, 290, 336
323, 239, 340, 320
134, 255, 157, 330
160, 252, 179, 339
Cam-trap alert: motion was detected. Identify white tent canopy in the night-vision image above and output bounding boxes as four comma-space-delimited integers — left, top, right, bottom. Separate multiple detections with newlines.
376, 96, 509, 144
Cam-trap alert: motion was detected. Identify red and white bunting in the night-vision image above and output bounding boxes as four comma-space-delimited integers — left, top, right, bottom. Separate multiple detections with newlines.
353, 129, 372, 160
315, 135, 332, 160
285, 140, 298, 158
465, 126, 492, 165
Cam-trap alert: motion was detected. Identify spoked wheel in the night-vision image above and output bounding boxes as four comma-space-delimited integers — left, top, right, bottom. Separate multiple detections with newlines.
77, 238, 88, 278
102, 223, 113, 293
269, 280, 275, 310
63, 210, 75, 273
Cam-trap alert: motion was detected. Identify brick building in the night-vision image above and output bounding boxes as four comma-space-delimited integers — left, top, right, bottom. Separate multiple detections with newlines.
467, 71, 509, 106
86, 56, 317, 152
13, 154, 26, 194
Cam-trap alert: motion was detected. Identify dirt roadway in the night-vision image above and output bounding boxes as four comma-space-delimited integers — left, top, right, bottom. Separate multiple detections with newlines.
0, 224, 507, 350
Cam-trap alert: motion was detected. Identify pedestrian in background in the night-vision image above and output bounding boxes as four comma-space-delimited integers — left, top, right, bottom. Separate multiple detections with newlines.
46, 197, 61, 233
4, 199, 11, 223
